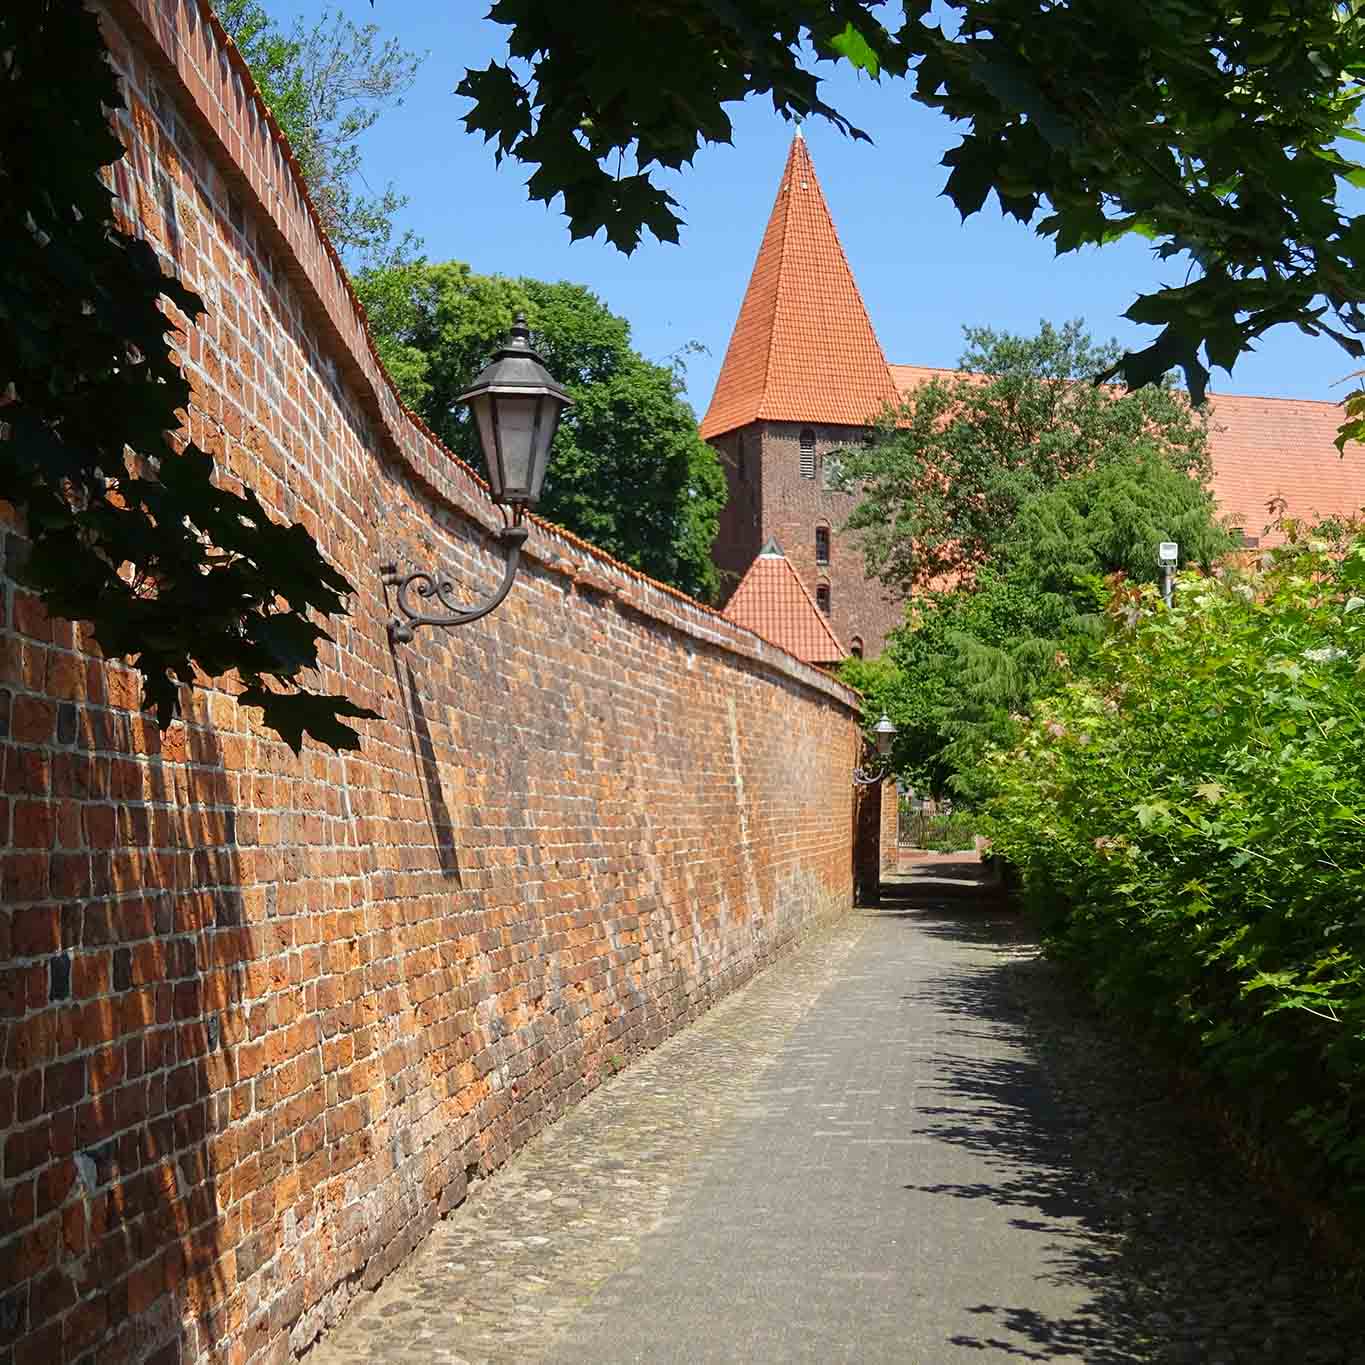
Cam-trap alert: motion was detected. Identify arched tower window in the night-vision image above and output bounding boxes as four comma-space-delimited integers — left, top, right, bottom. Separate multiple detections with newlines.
799, 429, 816, 479
850, 636, 864, 659
814, 524, 830, 566
815, 582, 831, 615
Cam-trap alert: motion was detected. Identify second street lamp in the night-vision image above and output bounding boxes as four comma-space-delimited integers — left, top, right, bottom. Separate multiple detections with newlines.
852, 713, 897, 786
382, 314, 573, 644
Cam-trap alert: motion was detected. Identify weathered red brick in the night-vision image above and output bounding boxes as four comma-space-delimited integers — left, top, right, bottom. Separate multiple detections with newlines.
11, 907, 59, 957
10, 696, 56, 745
1, 13, 863, 1365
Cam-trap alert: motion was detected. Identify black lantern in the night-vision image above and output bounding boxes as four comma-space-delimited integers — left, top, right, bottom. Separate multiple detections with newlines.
458, 315, 573, 511
853, 713, 897, 786
381, 315, 573, 644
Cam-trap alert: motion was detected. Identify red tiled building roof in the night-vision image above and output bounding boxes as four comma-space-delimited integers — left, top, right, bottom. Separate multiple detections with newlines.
892, 367, 1365, 537
700, 132, 900, 439
723, 538, 845, 664
1204, 391, 1364, 533
889, 364, 959, 391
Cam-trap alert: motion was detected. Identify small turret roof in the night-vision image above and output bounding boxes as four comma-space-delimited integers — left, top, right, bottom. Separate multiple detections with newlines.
722, 542, 845, 665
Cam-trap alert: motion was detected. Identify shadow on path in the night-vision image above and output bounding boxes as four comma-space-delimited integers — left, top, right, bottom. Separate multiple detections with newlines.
879, 900, 1363, 1365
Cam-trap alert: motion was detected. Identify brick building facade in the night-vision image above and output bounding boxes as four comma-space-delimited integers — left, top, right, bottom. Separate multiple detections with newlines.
705, 133, 1365, 658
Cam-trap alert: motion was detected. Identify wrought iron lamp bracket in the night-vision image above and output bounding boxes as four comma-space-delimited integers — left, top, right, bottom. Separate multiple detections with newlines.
851, 760, 892, 787
381, 524, 529, 645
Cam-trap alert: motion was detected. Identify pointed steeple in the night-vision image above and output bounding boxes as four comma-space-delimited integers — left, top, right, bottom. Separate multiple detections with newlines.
700, 132, 898, 439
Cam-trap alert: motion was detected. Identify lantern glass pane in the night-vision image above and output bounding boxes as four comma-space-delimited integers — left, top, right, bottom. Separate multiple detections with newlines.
876, 730, 893, 756
469, 394, 502, 497
528, 399, 559, 503
493, 394, 539, 498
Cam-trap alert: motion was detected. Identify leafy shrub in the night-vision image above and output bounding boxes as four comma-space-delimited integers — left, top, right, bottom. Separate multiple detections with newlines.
986, 534, 1365, 1196
840, 453, 1233, 801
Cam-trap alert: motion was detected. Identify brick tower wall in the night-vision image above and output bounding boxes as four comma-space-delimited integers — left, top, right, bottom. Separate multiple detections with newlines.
707, 429, 763, 604
744, 421, 907, 656
0, 5, 865, 1363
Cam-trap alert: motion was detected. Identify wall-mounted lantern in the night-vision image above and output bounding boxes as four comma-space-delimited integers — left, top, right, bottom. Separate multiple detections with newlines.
381, 315, 573, 644
852, 713, 897, 786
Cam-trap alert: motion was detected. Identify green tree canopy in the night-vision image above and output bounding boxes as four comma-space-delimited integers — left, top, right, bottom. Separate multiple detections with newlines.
845, 451, 1234, 799
354, 261, 727, 600
217, 0, 424, 267
834, 321, 1211, 595
458, 1, 1365, 418
1003, 453, 1232, 593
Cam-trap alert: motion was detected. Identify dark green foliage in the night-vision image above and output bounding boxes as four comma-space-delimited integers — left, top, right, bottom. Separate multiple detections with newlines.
845, 569, 1089, 800
836, 321, 1211, 594
1004, 454, 1232, 592
216, 0, 424, 268
842, 447, 1233, 799
460, 2, 1365, 424
354, 261, 727, 600
1, 1, 377, 750
457, 1, 899, 253
986, 534, 1365, 1200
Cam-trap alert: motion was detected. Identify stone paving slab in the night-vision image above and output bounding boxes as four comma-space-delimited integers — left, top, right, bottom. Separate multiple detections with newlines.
306, 897, 1365, 1365
304, 914, 870, 1365
547, 902, 1084, 1365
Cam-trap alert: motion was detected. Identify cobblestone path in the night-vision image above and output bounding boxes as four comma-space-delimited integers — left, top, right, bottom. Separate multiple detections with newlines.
306, 873, 1364, 1364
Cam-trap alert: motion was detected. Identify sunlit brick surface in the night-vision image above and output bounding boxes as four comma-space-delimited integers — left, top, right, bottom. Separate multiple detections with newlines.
0, 5, 864, 1361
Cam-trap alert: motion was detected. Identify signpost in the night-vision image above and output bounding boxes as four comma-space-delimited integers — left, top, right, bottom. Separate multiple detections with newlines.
1157, 541, 1179, 608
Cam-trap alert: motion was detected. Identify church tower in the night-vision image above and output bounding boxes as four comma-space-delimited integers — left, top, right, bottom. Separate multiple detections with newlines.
701, 130, 904, 657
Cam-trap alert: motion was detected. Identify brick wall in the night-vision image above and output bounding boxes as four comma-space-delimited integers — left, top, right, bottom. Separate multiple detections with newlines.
708, 429, 762, 601
879, 780, 899, 881
0, 4, 864, 1362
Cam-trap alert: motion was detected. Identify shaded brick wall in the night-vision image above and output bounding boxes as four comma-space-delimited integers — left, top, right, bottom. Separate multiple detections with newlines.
879, 779, 899, 880
708, 429, 762, 602
0, 4, 864, 1362
714, 421, 907, 655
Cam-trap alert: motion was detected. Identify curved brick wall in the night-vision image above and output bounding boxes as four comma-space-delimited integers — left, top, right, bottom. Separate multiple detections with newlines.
0, 4, 864, 1361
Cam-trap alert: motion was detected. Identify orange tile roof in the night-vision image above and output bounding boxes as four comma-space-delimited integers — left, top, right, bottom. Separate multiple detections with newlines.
700, 132, 900, 439
892, 367, 1365, 539
889, 364, 960, 391
722, 538, 845, 664
1204, 390, 1365, 534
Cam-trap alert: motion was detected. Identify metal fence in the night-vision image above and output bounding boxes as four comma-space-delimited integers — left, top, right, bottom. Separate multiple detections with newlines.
898, 800, 972, 850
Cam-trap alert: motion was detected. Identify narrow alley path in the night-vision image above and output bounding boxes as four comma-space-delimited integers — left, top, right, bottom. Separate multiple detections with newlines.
307, 868, 1362, 1364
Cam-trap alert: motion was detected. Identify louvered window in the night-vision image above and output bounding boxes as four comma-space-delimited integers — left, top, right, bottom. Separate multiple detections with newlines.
799, 429, 816, 479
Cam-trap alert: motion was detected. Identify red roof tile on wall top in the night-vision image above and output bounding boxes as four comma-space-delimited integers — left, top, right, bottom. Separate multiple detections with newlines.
700, 134, 900, 439
722, 541, 845, 665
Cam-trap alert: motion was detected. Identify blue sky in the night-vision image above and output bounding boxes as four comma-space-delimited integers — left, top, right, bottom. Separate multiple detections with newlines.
276, 0, 1355, 417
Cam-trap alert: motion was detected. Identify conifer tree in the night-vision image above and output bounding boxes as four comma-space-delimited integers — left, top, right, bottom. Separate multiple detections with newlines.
847, 452, 1234, 798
